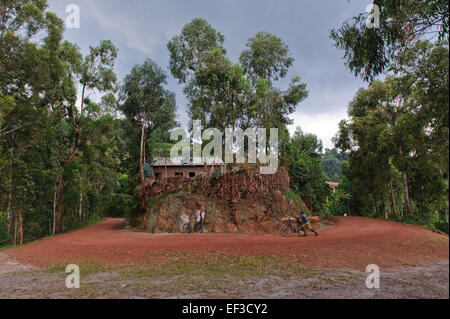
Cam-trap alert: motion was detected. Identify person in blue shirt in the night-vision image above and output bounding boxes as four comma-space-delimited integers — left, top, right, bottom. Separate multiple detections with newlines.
297, 211, 318, 236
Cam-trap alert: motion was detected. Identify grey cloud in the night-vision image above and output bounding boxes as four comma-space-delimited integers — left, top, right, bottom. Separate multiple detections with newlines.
47, 0, 368, 146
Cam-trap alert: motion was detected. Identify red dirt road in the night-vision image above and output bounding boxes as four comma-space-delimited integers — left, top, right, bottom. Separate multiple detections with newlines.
10, 217, 449, 270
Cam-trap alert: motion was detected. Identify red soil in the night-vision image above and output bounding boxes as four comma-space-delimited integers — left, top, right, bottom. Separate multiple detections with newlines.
10, 217, 449, 270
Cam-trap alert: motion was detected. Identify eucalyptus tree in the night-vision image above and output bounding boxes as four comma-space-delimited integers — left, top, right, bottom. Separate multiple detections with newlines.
168, 18, 226, 132
240, 31, 294, 85
239, 31, 308, 130
191, 49, 251, 131
0, 1, 67, 237
330, 0, 449, 81
168, 18, 226, 84
50, 39, 118, 234
119, 59, 177, 184
336, 54, 448, 221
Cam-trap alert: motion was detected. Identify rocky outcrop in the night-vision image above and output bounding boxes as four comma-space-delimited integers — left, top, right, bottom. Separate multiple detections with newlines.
137, 190, 305, 234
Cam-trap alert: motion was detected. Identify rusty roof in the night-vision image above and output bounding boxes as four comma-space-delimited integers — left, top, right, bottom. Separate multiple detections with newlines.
150, 157, 224, 167
326, 181, 339, 188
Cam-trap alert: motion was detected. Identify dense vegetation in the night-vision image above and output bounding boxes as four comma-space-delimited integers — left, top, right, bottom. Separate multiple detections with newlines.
331, 1, 449, 232
0, 1, 448, 246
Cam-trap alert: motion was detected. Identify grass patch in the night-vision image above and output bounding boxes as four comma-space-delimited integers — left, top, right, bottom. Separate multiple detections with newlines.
40, 251, 314, 279
285, 189, 312, 215
121, 251, 313, 279
148, 193, 171, 210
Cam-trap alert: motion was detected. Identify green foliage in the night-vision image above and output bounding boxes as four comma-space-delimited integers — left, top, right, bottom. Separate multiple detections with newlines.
169, 19, 308, 133
321, 148, 348, 181
0, 1, 135, 244
334, 41, 449, 225
285, 189, 311, 216
432, 221, 449, 235
321, 188, 351, 217
191, 48, 251, 130
330, 0, 449, 81
286, 128, 330, 213
119, 58, 177, 185
240, 31, 294, 84
0, 212, 11, 245
167, 18, 226, 84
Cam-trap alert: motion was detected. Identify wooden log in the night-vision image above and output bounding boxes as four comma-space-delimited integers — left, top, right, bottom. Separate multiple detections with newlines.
280, 216, 320, 224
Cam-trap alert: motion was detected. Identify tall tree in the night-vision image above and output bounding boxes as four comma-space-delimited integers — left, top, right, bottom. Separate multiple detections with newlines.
335, 47, 448, 221
330, 0, 449, 81
191, 48, 251, 131
168, 18, 226, 131
240, 31, 308, 129
240, 31, 294, 85
52, 40, 118, 234
167, 18, 226, 84
119, 59, 177, 185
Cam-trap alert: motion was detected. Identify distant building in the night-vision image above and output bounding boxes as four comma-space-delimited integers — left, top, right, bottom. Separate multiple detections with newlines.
149, 157, 224, 179
326, 181, 339, 192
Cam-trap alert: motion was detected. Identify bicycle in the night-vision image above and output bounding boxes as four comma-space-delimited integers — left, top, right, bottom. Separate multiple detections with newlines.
280, 217, 307, 237
181, 220, 204, 233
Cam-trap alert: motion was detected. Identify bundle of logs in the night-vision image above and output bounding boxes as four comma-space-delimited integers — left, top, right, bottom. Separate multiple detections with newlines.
280, 216, 321, 224
138, 166, 290, 204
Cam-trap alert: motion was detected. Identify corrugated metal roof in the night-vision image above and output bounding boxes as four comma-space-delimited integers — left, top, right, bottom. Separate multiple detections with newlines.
150, 157, 224, 167
326, 181, 339, 188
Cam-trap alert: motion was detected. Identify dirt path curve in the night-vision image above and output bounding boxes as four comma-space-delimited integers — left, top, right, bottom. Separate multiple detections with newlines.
9, 216, 449, 270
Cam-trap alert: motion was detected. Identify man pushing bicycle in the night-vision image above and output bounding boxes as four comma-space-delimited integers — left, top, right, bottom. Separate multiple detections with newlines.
296, 211, 319, 236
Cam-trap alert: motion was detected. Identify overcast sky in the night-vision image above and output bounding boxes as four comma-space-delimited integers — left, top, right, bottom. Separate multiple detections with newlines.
47, 0, 368, 149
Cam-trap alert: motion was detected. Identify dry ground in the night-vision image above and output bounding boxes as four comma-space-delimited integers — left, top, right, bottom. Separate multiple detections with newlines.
1, 217, 448, 299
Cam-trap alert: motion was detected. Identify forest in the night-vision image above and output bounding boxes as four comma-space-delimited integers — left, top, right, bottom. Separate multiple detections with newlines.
0, 0, 448, 247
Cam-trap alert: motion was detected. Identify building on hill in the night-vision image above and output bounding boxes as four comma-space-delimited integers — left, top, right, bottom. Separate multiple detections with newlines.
149, 157, 224, 179
325, 181, 339, 192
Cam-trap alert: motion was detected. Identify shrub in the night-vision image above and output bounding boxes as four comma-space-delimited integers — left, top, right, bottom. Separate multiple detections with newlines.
0, 212, 11, 246
433, 220, 449, 234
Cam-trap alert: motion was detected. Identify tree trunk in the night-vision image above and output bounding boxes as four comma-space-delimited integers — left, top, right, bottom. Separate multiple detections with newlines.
79, 193, 83, 220
7, 136, 13, 235
52, 185, 57, 235
143, 128, 147, 165
446, 191, 449, 223
372, 194, 379, 217
80, 83, 86, 115
54, 175, 65, 234
18, 209, 23, 246
389, 180, 396, 219
13, 213, 17, 247
7, 169, 12, 234
401, 171, 412, 220
140, 121, 145, 184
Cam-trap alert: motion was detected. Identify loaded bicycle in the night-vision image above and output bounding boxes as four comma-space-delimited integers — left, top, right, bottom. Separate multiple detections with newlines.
280, 216, 307, 237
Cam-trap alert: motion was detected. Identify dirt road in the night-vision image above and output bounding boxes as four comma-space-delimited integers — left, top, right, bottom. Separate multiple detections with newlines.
9, 216, 449, 270
1, 216, 448, 299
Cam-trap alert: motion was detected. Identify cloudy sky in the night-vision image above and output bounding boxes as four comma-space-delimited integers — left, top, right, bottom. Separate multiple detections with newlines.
47, 0, 368, 149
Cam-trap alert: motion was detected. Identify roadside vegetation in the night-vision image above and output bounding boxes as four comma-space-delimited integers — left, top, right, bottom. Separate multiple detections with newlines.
0, 0, 448, 248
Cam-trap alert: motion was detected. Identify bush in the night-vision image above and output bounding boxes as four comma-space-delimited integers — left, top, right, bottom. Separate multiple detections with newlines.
433, 220, 449, 234
0, 212, 11, 246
